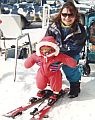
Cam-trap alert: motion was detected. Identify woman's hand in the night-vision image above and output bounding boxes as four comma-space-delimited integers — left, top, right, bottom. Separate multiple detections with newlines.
50, 62, 62, 72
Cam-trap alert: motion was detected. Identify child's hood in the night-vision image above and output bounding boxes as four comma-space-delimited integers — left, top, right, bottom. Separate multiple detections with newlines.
36, 36, 59, 57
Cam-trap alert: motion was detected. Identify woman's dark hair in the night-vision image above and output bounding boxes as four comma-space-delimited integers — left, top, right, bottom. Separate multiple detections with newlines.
53, 2, 79, 24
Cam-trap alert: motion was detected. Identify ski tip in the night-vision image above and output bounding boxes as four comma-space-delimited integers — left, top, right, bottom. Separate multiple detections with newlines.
2, 111, 22, 119
2, 114, 12, 118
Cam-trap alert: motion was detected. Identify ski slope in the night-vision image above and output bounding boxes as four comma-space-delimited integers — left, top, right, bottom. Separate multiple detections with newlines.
0, 28, 95, 120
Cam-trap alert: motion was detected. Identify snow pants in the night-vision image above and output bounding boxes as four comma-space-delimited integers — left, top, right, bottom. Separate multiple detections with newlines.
62, 54, 81, 82
36, 68, 62, 92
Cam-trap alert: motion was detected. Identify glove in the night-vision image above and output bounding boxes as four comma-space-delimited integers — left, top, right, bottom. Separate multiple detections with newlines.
50, 62, 62, 72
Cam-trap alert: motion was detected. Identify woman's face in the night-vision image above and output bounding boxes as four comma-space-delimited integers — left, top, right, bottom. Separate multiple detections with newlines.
61, 8, 76, 26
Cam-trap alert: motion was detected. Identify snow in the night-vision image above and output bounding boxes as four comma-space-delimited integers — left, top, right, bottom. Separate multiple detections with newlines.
0, 28, 95, 120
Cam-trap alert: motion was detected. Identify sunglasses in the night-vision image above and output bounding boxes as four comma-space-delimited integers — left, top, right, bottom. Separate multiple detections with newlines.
61, 13, 75, 18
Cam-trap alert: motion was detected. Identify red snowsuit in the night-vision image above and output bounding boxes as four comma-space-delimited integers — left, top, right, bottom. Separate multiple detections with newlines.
24, 52, 77, 92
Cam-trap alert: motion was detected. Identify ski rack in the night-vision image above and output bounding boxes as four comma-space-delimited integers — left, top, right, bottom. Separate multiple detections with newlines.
1, 33, 32, 82
0, 14, 33, 82
13, 33, 32, 82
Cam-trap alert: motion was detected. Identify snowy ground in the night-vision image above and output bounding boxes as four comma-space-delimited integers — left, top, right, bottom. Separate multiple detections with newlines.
0, 28, 95, 120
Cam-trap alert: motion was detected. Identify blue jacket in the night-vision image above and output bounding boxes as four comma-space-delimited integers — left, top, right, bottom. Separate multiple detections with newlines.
45, 22, 86, 58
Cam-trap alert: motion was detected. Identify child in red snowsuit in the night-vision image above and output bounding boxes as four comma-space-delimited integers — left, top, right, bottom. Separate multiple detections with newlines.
24, 36, 77, 101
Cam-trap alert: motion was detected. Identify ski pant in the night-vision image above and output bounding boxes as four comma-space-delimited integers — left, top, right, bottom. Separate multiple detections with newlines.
62, 54, 81, 82
36, 68, 62, 92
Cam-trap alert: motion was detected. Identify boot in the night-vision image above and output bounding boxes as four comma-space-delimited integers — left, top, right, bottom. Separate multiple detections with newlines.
37, 90, 46, 97
48, 90, 63, 106
68, 82, 80, 98
37, 89, 53, 98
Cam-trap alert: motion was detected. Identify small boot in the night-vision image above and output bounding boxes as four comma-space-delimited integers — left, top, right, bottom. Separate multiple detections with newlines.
68, 82, 80, 98
48, 90, 63, 106
37, 89, 53, 98
37, 90, 46, 97
29, 90, 53, 103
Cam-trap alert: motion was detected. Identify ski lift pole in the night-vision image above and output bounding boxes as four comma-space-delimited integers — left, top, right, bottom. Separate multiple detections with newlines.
0, 3, 1, 14
14, 36, 19, 82
27, 33, 32, 54
13, 34, 25, 82
42, 4, 50, 29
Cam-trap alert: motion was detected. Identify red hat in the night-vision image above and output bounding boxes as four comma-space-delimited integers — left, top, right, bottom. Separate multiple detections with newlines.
0, 19, 2, 24
36, 36, 59, 57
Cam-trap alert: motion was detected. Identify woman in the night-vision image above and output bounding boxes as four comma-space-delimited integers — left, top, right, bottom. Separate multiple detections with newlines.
45, 2, 86, 98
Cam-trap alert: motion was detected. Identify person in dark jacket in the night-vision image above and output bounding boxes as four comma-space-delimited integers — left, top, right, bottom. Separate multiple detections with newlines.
45, 2, 86, 98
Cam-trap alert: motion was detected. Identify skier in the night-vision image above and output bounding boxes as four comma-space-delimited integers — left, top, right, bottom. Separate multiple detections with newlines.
24, 36, 77, 103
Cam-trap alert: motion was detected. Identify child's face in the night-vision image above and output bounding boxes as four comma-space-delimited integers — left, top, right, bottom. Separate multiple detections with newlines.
40, 46, 55, 56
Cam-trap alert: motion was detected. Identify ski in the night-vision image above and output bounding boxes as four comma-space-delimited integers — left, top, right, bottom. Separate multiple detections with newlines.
30, 88, 69, 120
3, 89, 53, 119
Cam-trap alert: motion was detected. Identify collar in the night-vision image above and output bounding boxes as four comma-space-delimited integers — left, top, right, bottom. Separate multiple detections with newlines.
61, 21, 72, 28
